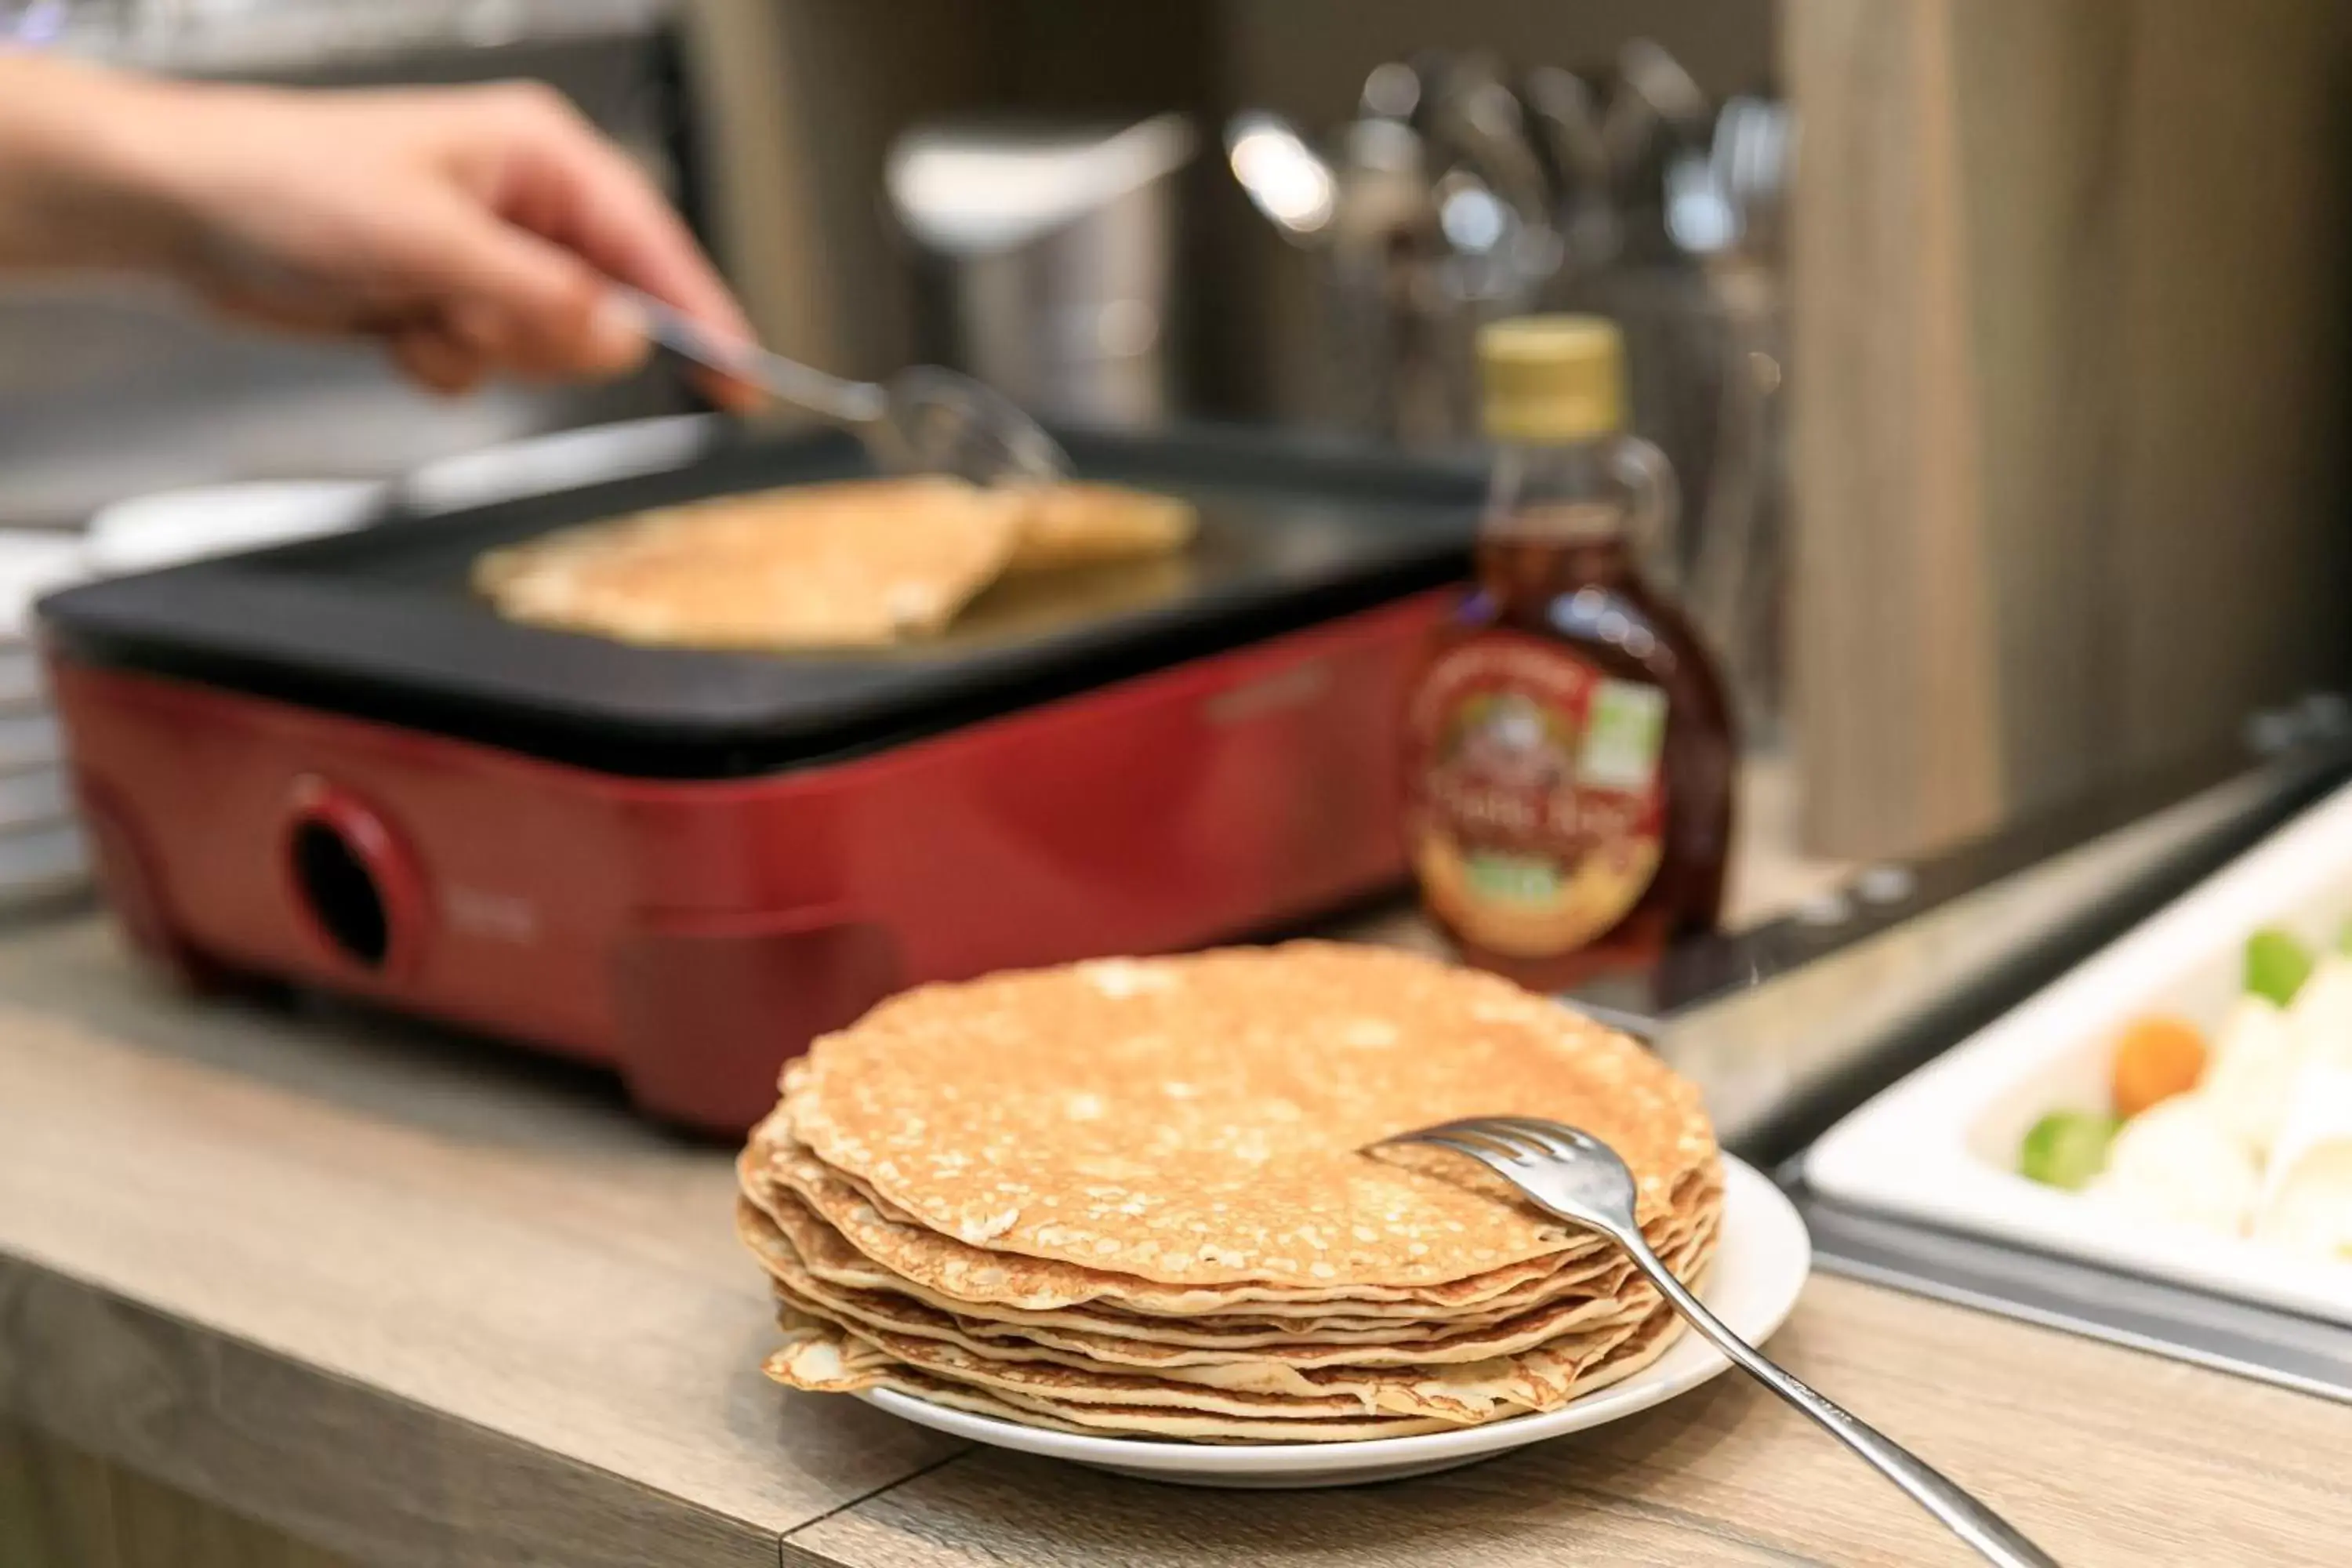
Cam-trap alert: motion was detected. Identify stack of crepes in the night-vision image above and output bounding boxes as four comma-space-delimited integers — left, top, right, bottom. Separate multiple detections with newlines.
736, 942, 1722, 1443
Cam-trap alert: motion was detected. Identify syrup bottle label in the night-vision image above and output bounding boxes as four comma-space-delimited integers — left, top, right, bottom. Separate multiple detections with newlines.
1406, 634, 1668, 957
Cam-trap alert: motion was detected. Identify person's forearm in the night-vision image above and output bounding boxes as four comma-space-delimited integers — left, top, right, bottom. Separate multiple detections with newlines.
0, 57, 197, 274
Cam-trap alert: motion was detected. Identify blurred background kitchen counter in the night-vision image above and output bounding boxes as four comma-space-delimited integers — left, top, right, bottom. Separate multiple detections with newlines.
6, 0, 2352, 877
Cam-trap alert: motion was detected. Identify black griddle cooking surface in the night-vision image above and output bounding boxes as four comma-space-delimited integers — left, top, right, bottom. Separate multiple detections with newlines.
40, 427, 1482, 778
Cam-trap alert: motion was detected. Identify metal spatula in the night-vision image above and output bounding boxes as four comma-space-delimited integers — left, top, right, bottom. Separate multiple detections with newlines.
612, 288, 1069, 486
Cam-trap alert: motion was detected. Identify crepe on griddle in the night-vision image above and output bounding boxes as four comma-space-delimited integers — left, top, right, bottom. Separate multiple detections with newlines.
1004, 481, 1197, 572
474, 477, 1197, 650
735, 942, 1725, 1443
472, 477, 1023, 648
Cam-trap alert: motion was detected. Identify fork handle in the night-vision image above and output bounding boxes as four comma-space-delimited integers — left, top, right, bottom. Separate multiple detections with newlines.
1620, 1236, 2059, 1567
610, 287, 887, 426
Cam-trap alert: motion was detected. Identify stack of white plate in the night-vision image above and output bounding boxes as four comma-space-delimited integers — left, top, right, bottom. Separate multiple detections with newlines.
0, 531, 100, 910
4, 480, 388, 914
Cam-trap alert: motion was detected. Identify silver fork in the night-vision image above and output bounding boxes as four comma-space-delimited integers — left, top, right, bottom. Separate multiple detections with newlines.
1381, 1117, 2058, 1568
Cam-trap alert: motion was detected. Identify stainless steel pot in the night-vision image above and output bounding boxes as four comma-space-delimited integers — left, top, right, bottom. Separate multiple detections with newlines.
887, 114, 1195, 430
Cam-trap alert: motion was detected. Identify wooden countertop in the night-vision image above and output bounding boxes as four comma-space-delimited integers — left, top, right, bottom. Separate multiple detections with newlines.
3, 914, 2348, 1567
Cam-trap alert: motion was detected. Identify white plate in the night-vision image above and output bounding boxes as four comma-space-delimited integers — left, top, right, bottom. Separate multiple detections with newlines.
82, 481, 386, 577
396, 414, 717, 514
0, 530, 91, 641
1809, 777, 2352, 1323
858, 1156, 1807, 1488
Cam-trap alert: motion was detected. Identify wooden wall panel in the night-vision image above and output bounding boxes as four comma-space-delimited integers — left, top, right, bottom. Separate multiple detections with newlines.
1788, 0, 2352, 858
2107, 1, 2352, 779
682, 0, 996, 377
1947, 0, 2129, 819
1784, 0, 2005, 858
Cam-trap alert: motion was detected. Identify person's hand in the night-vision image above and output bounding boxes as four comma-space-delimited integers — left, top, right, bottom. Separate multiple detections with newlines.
0, 63, 757, 403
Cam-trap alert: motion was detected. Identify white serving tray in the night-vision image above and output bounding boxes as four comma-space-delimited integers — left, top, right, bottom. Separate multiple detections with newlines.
1808, 775, 2352, 1326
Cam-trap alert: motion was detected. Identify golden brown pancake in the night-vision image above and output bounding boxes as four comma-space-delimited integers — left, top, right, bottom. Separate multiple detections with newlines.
1004, 482, 1198, 572
474, 477, 1024, 648
787, 945, 1715, 1287
475, 477, 1197, 651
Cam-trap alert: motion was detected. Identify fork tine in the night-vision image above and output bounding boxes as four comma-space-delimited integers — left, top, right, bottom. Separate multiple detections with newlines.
1440, 1119, 1562, 1161
1403, 1118, 1544, 1156
1426, 1127, 1525, 1160
1392, 1116, 1498, 1141
1484, 1116, 1594, 1156
1392, 1123, 1543, 1161
1408, 1126, 1544, 1165
1398, 1131, 1519, 1173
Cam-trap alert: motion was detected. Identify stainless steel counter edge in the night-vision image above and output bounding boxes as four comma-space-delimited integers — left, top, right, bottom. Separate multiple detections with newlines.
1669, 745, 2350, 1161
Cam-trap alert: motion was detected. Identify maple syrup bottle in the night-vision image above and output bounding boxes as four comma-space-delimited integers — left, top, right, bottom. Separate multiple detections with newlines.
1405, 317, 1735, 991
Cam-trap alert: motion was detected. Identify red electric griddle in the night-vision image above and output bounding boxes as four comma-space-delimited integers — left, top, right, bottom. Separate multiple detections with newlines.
38, 426, 1479, 1132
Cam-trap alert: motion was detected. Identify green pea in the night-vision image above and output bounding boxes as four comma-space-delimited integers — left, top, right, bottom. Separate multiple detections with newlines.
2018, 1110, 2122, 1192
2245, 927, 2316, 1007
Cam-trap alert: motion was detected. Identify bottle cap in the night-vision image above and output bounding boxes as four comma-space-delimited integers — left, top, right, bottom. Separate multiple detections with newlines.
1477, 315, 1628, 443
